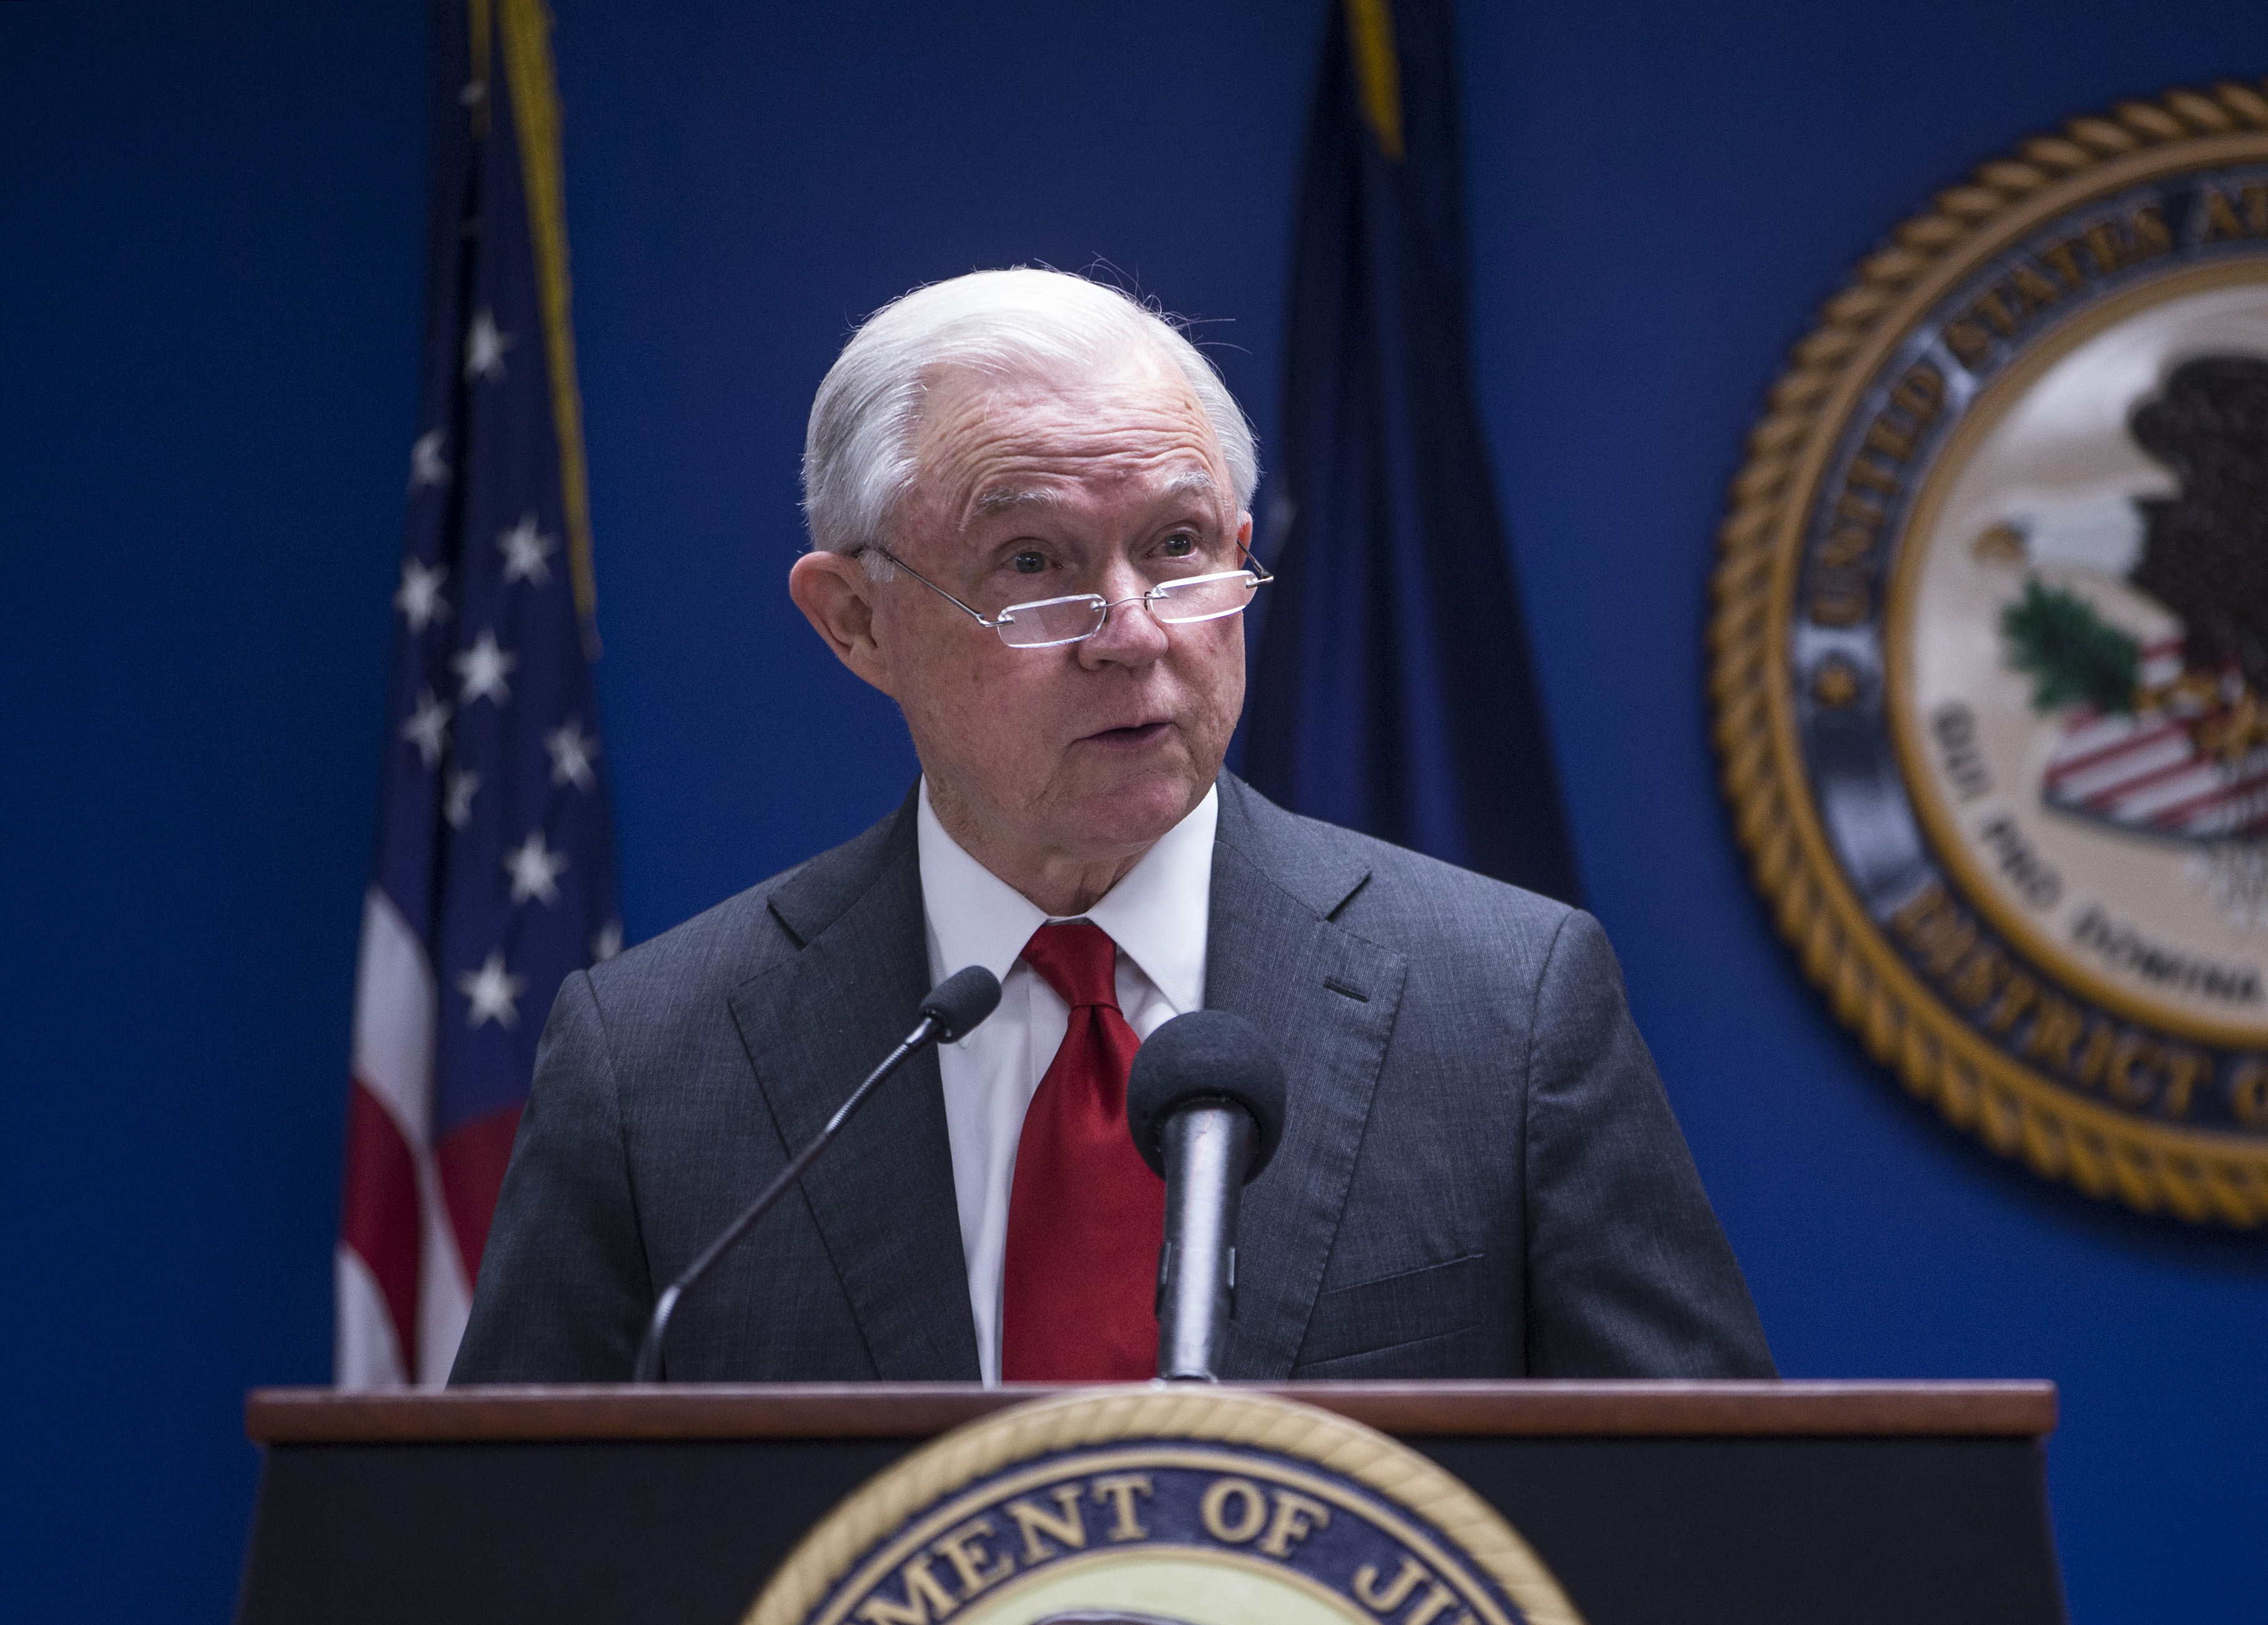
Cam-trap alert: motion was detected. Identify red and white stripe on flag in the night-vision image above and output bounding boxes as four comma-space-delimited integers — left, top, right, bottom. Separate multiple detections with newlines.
335, 888, 473, 1387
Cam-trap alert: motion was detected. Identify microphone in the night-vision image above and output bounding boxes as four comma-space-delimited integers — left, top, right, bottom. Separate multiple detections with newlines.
1124, 1010, 1287, 1381
629, 965, 1001, 1382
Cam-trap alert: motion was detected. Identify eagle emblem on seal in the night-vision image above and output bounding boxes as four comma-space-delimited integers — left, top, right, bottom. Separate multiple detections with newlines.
1998, 357, 2268, 849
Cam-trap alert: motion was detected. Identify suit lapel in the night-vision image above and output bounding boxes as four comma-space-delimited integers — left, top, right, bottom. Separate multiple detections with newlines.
725, 799, 981, 1380
713, 774, 1397, 1383
1204, 776, 1407, 1379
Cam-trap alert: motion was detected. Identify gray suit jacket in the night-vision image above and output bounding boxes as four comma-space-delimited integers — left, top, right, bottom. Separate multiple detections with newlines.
452, 774, 1773, 1383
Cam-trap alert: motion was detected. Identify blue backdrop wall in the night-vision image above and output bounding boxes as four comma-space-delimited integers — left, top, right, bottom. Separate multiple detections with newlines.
3, 2, 2264, 1619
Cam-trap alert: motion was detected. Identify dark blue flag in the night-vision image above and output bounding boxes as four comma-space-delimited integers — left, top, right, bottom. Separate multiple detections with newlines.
337, 0, 619, 1386
1245, 0, 1580, 903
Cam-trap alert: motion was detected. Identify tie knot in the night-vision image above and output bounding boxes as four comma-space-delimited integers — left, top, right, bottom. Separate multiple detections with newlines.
1020, 920, 1121, 1010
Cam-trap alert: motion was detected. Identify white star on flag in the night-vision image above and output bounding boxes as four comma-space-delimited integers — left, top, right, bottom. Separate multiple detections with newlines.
592, 919, 624, 962
443, 766, 481, 829
464, 307, 513, 382
503, 827, 568, 906
453, 629, 518, 707
545, 718, 600, 789
409, 430, 452, 489
394, 558, 451, 634
498, 511, 558, 586
457, 949, 527, 1030
400, 688, 451, 767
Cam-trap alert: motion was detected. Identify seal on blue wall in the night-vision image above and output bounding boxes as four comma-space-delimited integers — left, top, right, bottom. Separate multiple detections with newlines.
1713, 76, 2268, 1225
745, 1387, 1582, 1625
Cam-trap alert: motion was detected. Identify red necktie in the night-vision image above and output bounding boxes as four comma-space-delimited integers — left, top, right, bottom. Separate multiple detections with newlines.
1001, 921, 1164, 1381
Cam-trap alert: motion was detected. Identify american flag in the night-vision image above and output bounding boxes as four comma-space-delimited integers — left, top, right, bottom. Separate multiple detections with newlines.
337, 0, 618, 1388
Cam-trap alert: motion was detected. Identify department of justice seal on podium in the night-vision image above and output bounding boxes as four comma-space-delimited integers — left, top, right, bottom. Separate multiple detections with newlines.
745, 1388, 1582, 1625
1712, 79, 2268, 1223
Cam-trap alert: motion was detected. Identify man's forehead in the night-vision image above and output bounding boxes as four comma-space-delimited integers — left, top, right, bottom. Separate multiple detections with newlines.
905, 359, 1232, 530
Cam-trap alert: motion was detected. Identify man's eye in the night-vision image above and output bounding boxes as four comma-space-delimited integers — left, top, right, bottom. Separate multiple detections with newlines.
1011, 551, 1046, 575
1161, 533, 1196, 557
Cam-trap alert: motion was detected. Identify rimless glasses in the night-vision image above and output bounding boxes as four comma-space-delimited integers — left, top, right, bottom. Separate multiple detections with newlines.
855, 544, 1274, 650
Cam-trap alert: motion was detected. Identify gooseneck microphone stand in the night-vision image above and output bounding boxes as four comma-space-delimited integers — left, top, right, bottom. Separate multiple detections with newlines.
629, 966, 1000, 1383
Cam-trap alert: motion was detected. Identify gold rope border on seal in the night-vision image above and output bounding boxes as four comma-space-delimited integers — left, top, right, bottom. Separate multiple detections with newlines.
1708, 78, 2268, 1228
745, 1385, 1585, 1625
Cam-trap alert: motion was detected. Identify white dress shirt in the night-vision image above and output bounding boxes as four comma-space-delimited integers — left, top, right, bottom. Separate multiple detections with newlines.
917, 777, 1217, 1385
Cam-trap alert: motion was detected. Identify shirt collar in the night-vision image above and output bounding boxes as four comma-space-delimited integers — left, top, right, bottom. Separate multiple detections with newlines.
917, 779, 1217, 1012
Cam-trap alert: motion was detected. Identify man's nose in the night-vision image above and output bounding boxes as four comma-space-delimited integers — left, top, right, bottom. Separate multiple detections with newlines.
1077, 567, 1170, 667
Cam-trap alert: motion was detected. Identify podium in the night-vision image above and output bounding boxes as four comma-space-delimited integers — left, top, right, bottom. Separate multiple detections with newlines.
237, 1381, 2064, 1625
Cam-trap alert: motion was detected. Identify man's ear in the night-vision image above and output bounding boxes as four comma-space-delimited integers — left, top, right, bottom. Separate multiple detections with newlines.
788, 550, 894, 696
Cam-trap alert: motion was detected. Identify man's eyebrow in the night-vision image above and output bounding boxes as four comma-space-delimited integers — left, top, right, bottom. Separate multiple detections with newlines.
973, 486, 1054, 516
970, 469, 1220, 518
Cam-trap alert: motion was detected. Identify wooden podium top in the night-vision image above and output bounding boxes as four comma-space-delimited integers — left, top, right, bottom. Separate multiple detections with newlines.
245, 1379, 2056, 1444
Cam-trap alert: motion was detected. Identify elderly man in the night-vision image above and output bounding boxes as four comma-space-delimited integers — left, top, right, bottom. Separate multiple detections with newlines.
453, 268, 1771, 1385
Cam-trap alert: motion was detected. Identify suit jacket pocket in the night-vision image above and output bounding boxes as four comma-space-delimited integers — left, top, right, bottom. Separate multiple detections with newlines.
1295, 1253, 1488, 1369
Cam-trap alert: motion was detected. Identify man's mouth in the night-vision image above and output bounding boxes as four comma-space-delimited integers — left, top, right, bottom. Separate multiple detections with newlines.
1080, 720, 1173, 749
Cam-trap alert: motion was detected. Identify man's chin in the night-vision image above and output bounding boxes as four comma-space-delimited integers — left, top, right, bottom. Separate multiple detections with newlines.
1059, 763, 1210, 849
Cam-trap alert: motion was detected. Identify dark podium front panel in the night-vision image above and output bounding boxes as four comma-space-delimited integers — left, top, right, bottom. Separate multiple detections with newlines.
237, 1381, 2064, 1625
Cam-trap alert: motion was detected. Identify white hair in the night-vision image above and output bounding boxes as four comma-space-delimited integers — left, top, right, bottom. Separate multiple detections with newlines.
801, 268, 1259, 563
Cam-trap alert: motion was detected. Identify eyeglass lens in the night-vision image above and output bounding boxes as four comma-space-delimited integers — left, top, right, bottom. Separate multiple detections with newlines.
994, 573, 1258, 649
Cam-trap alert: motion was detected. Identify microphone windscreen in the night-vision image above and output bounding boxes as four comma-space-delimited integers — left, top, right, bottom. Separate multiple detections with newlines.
921, 966, 1003, 1042
1125, 1010, 1288, 1183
